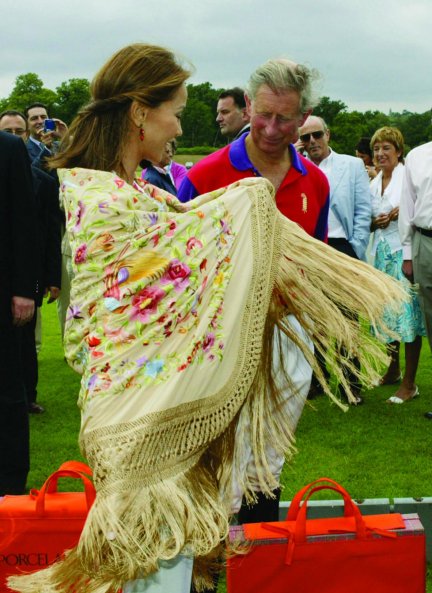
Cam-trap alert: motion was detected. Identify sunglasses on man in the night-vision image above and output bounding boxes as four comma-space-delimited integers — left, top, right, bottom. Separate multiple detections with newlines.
299, 130, 325, 143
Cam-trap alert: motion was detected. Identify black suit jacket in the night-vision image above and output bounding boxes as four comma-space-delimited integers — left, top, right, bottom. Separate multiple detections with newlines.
31, 166, 62, 306
0, 132, 39, 314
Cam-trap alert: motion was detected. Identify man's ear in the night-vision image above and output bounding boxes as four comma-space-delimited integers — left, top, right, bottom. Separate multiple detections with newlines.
299, 109, 312, 127
244, 94, 252, 118
241, 107, 249, 122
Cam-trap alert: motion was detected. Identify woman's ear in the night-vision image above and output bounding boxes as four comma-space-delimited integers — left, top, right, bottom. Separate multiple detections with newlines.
130, 100, 148, 128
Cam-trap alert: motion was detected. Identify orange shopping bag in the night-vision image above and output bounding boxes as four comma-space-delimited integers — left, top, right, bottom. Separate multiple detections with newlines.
0, 461, 94, 591
227, 477, 426, 593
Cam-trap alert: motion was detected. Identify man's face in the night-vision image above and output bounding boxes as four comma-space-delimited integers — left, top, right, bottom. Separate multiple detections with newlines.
216, 96, 246, 136
0, 114, 27, 139
246, 84, 306, 158
299, 116, 330, 164
27, 106, 48, 139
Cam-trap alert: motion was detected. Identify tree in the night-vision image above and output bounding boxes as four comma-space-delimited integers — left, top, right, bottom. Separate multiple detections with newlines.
53, 78, 90, 123
1, 73, 56, 113
314, 97, 347, 126
179, 83, 222, 147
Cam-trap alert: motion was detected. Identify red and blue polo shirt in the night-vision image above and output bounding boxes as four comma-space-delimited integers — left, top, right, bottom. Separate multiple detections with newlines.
178, 133, 329, 241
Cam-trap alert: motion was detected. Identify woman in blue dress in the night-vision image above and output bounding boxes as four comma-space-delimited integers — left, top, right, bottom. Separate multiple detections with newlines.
370, 127, 425, 403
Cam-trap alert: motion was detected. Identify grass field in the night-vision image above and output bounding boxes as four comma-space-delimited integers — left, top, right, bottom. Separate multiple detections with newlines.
32, 301, 432, 591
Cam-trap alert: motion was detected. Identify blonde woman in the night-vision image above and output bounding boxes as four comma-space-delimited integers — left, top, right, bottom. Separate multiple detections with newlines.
370, 127, 425, 403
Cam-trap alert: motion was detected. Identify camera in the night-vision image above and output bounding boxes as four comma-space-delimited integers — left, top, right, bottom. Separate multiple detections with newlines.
43, 119, 56, 133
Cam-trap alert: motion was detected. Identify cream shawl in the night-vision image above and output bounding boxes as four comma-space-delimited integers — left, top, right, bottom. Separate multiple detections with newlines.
9, 170, 406, 593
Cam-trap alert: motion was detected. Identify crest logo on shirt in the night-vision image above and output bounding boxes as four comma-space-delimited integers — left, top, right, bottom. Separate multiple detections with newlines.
301, 193, 308, 213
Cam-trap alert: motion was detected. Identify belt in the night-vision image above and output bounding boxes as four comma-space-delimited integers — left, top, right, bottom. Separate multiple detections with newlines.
417, 227, 432, 238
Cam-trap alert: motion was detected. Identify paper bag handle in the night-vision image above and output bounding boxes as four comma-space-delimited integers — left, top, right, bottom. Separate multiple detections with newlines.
36, 469, 96, 515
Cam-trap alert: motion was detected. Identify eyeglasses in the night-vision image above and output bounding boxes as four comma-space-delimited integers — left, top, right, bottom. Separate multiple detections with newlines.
1, 128, 27, 137
299, 130, 325, 143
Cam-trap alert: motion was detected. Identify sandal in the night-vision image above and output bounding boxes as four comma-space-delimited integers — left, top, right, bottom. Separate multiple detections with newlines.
386, 386, 419, 404
380, 373, 402, 386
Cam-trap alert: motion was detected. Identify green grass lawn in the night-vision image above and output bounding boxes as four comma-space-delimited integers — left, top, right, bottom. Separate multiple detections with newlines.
33, 301, 432, 591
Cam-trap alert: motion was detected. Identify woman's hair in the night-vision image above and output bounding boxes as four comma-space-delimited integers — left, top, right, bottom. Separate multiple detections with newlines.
370, 127, 405, 162
50, 44, 192, 173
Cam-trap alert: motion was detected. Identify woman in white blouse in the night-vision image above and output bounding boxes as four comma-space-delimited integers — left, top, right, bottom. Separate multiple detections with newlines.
370, 127, 425, 403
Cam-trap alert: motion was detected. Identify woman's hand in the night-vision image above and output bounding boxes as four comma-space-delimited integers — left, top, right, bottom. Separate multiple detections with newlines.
389, 206, 399, 221
371, 212, 391, 231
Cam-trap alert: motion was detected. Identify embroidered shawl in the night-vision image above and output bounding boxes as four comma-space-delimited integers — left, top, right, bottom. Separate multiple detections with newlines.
9, 170, 406, 593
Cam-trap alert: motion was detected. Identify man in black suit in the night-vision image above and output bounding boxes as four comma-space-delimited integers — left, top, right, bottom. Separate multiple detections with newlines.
0, 130, 39, 494
0, 111, 62, 414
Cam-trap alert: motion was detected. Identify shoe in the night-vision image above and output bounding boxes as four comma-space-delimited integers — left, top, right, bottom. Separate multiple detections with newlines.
424, 411, 432, 419
307, 383, 322, 400
379, 373, 402, 386
386, 386, 419, 404
28, 402, 45, 414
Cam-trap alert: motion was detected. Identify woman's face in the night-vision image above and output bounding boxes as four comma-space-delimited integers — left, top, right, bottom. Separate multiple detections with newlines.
372, 140, 401, 174
141, 84, 187, 164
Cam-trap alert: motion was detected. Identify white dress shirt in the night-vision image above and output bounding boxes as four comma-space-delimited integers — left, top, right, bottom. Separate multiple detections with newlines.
319, 149, 347, 240
399, 141, 432, 259
370, 162, 404, 256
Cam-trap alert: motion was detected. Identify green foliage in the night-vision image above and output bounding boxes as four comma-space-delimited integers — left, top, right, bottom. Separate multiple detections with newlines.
314, 96, 348, 126
53, 78, 91, 124
180, 82, 223, 147
176, 146, 217, 155
1, 73, 57, 114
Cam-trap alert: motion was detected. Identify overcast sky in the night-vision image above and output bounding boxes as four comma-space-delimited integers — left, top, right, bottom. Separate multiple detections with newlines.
2, 0, 431, 114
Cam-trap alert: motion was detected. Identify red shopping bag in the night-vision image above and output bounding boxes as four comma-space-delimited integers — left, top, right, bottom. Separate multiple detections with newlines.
227, 477, 426, 593
0, 461, 94, 591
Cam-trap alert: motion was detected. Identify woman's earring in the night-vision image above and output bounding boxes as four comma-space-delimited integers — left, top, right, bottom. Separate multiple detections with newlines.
139, 126, 145, 142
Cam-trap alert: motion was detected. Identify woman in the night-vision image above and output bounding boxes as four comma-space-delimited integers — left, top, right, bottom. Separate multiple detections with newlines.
9, 45, 406, 593
370, 127, 425, 403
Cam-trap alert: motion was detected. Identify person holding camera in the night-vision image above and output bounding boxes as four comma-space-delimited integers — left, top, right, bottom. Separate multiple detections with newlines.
24, 102, 68, 168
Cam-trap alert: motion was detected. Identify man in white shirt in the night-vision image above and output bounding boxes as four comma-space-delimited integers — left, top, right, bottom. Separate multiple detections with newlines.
399, 141, 432, 419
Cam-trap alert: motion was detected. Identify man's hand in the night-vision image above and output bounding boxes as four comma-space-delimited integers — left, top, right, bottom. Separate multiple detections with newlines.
45, 286, 60, 303
39, 119, 68, 148
11, 296, 35, 326
402, 259, 414, 283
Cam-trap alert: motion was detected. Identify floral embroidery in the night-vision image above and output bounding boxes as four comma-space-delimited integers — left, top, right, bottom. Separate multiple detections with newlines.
61, 169, 237, 407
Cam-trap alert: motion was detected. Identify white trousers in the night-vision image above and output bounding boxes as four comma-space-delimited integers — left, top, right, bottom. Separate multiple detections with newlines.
231, 315, 313, 513
123, 555, 193, 593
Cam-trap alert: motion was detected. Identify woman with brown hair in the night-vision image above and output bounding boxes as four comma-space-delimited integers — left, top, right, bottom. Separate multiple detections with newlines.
370, 127, 425, 403
9, 45, 406, 593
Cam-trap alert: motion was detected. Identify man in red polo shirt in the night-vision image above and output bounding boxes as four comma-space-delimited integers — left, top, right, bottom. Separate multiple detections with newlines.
178, 59, 329, 565
178, 59, 329, 242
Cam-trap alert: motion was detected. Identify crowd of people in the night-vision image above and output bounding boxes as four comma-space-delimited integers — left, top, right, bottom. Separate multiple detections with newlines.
1, 43, 431, 593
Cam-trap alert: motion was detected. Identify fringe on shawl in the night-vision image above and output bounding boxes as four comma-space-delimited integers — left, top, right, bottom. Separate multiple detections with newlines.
8, 213, 408, 593
271, 214, 407, 406
232, 213, 408, 506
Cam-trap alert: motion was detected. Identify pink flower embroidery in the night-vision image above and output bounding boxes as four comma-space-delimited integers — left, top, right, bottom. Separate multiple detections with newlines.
131, 286, 166, 323
166, 220, 177, 238
74, 243, 87, 264
74, 201, 85, 230
186, 237, 203, 256
161, 259, 191, 293
202, 332, 215, 352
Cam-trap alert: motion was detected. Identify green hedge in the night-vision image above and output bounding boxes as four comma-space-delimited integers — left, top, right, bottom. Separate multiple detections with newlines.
176, 146, 219, 155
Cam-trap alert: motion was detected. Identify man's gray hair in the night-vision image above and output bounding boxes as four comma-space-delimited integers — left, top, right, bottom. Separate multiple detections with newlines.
246, 58, 320, 114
